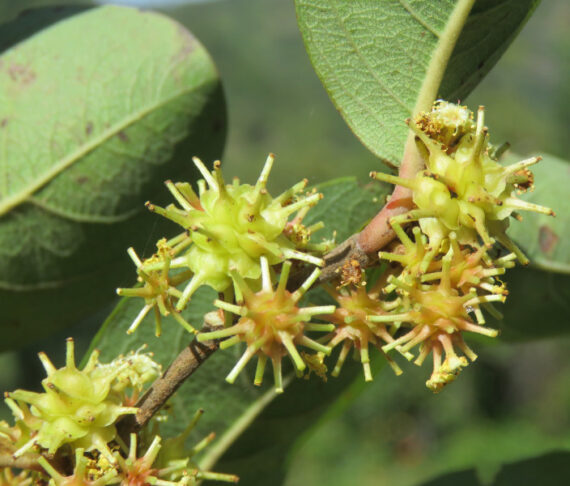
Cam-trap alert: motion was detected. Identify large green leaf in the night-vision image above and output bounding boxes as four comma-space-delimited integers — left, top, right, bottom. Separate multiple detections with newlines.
295, 0, 539, 166
0, 6, 226, 350
87, 177, 389, 477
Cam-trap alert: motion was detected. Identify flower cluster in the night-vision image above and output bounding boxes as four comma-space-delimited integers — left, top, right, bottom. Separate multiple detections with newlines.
3, 101, 552, 486
118, 154, 333, 336
3, 339, 149, 461
360, 101, 554, 391
173, 103, 553, 394
32, 411, 237, 486
1, 343, 237, 486
0, 468, 34, 486
320, 281, 405, 381
373, 102, 553, 261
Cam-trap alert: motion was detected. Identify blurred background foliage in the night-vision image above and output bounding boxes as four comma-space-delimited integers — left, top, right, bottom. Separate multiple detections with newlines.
1, 0, 568, 484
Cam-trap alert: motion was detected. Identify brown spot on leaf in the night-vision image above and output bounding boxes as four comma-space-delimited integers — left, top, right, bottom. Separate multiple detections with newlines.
0, 118, 8, 128
539, 225, 559, 255
8, 63, 36, 85
85, 122, 93, 136
117, 130, 129, 142
76, 176, 89, 185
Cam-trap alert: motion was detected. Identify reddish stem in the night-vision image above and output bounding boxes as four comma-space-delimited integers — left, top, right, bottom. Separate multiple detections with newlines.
358, 135, 423, 253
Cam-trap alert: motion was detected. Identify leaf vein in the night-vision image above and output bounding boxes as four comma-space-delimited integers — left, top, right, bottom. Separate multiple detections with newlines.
397, 0, 441, 38
328, 0, 410, 112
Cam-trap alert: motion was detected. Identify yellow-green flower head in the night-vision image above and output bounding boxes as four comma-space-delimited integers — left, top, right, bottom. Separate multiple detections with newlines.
145, 154, 327, 311
117, 237, 197, 336
369, 249, 502, 392
5, 339, 140, 461
420, 232, 514, 301
372, 103, 554, 260
92, 346, 162, 396
117, 410, 238, 485
414, 100, 474, 148
321, 283, 405, 381
0, 399, 42, 455
379, 225, 437, 285
38, 448, 118, 486
198, 257, 336, 392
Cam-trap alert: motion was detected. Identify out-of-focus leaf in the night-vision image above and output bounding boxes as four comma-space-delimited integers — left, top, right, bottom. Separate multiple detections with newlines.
87, 177, 389, 476
417, 451, 570, 486
210, 361, 371, 484
0, 1, 92, 23
506, 153, 570, 273
493, 451, 570, 485
419, 469, 481, 486
487, 152, 570, 340
0, 7, 91, 53
295, 0, 539, 166
0, 5, 226, 350
491, 267, 570, 341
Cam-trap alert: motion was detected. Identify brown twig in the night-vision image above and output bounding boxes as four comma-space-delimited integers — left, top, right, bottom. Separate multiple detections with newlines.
117, 320, 222, 440
317, 233, 378, 283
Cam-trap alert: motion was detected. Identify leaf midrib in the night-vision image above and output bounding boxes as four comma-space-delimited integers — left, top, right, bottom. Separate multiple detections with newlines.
410, 0, 476, 116
0, 78, 211, 217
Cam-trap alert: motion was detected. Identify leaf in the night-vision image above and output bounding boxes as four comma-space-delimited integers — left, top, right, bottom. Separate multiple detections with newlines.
493, 451, 570, 486
0, 6, 226, 350
0, 6, 91, 54
419, 469, 482, 486
295, 0, 539, 166
486, 153, 570, 340
0, 1, 91, 23
490, 266, 570, 341
506, 153, 570, 273
87, 177, 389, 477
210, 360, 373, 484
417, 451, 570, 486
